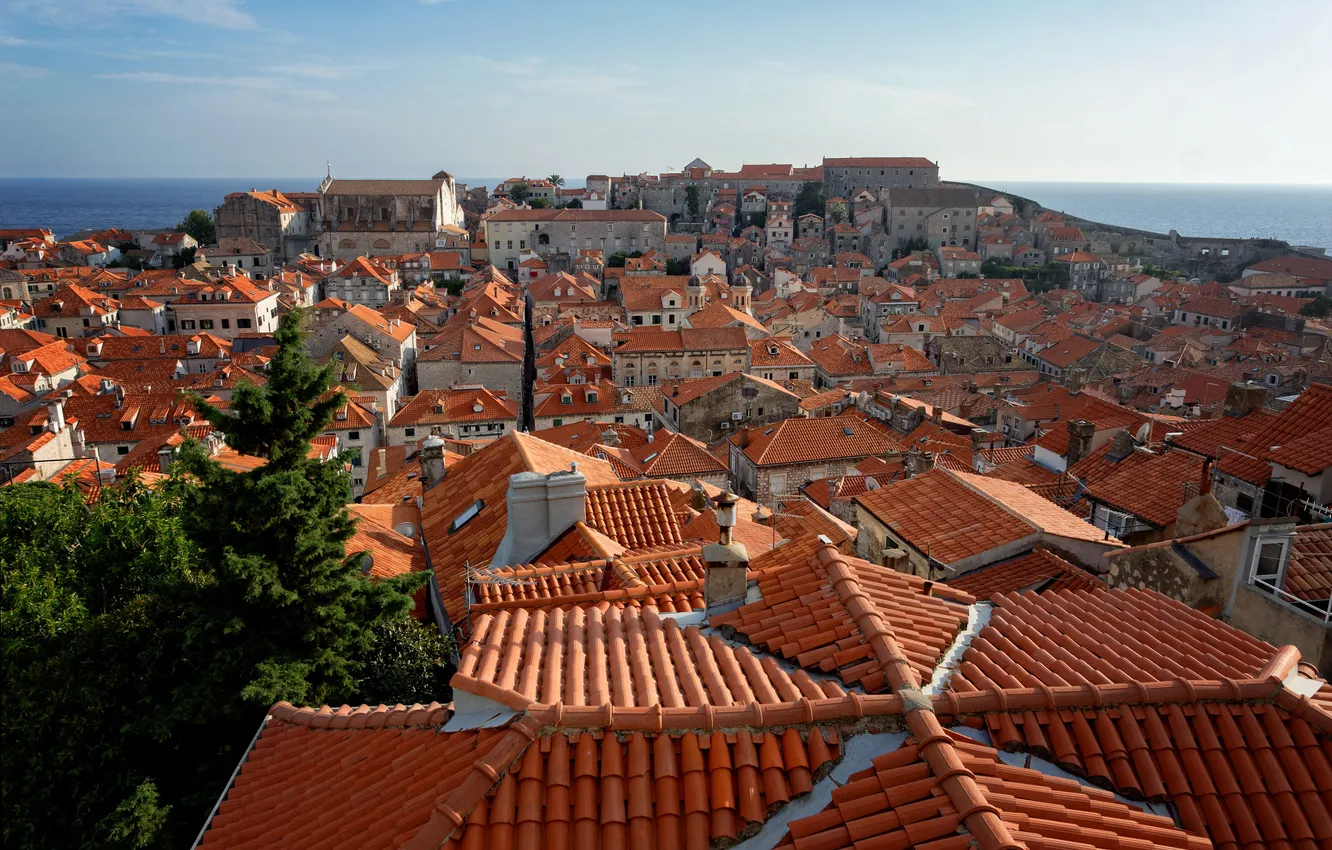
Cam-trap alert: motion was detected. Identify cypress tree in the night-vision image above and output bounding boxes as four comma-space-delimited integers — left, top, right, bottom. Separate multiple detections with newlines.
167, 309, 423, 817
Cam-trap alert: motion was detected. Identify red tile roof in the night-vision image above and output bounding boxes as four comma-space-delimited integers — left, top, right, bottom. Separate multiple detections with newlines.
1084, 449, 1206, 528
947, 547, 1104, 598
740, 416, 899, 467
714, 545, 972, 691
1286, 523, 1332, 602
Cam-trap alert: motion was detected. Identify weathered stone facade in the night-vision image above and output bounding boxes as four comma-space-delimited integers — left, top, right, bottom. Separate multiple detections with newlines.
316, 174, 464, 260
656, 374, 801, 444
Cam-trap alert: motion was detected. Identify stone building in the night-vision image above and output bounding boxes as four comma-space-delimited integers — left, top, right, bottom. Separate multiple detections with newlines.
611, 327, 749, 387
729, 415, 900, 505
885, 187, 980, 249
214, 190, 313, 263
655, 372, 802, 444
822, 156, 940, 200
316, 172, 464, 260
483, 209, 667, 271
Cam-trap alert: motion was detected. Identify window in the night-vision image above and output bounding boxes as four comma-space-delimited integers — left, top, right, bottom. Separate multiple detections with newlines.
552, 418, 563, 427
117, 445, 130, 455
1252, 538, 1287, 587
449, 499, 484, 534
180, 320, 196, 329
237, 318, 252, 328
221, 319, 230, 329
199, 320, 214, 329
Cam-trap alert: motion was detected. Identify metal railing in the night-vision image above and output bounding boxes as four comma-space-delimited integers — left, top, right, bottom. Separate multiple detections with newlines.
1250, 577, 1332, 625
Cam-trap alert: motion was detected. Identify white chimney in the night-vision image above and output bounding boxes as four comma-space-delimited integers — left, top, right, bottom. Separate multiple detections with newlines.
489, 464, 588, 568
376, 447, 388, 479
45, 397, 65, 433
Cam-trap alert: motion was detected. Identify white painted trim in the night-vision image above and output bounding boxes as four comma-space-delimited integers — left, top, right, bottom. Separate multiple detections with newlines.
729, 732, 907, 850
443, 689, 518, 731
924, 602, 991, 696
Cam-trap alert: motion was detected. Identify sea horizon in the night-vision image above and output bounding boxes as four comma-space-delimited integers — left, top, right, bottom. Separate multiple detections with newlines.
2, 176, 1328, 250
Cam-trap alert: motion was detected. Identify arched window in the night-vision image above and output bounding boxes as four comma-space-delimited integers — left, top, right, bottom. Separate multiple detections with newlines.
373, 239, 391, 249
538, 233, 550, 245
339, 239, 356, 249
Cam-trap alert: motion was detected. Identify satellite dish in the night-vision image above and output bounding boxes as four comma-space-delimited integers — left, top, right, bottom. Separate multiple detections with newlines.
358, 552, 374, 574
394, 522, 417, 539
865, 477, 880, 490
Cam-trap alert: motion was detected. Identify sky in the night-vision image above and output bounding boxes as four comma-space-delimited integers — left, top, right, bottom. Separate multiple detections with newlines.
0, 0, 1329, 184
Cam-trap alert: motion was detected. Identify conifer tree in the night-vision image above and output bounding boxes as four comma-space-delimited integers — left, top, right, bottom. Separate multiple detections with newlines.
173, 310, 420, 715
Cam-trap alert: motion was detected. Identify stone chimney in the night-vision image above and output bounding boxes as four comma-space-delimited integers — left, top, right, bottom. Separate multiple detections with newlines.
1065, 419, 1095, 468
703, 491, 749, 613
490, 464, 588, 568
904, 447, 936, 478
1106, 429, 1135, 462
1174, 458, 1227, 538
931, 405, 943, 425
1065, 367, 1085, 394
375, 447, 388, 480
970, 427, 987, 452
420, 432, 447, 488
157, 446, 174, 474
1223, 381, 1267, 417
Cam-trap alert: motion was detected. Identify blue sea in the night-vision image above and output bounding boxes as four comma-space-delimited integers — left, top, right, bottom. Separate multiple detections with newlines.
1, 178, 1328, 250
0, 177, 512, 238
983, 182, 1331, 251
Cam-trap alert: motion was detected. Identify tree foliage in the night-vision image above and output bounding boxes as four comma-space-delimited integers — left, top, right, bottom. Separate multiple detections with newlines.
1300, 295, 1332, 318
794, 181, 825, 217
529, 197, 551, 209
2, 479, 197, 850
685, 184, 701, 220
561, 197, 583, 209
665, 257, 691, 275
176, 209, 215, 245
547, 174, 564, 187
357, 618, 455, 706
827, 201, 848, 225
2, 310, 431, 848
507, 181, 530, 203
172, 246, 197, 268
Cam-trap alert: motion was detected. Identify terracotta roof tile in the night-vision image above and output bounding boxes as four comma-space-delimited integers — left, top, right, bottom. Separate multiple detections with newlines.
455, 604, 843, 708
713, 545, 973, 692
419, 432, 623, 628
1083, 449, 1206, 528
741, 416, 899, 467
1286, 523, 1332, 602
947, 548, 1105, 599
584, 481, 685, 550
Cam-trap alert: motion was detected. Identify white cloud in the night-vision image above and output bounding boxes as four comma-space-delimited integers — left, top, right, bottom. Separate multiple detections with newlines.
0, 61, 51, 79
14, 0, 256, 30
0, 34, 28, 45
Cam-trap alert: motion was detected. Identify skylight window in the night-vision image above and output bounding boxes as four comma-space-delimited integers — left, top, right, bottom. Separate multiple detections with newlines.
843, 426, 854, 436
449, 499, 484, 534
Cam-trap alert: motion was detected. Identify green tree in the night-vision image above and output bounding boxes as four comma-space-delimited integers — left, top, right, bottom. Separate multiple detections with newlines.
795, 181, 825, 217
547, 174, 564, 187
172, 246, 197, 268
561, 197, 584, 209
2, 311, 434, 849
685, 184, 701, 220
357, 618, 455, 706
529, 197, 551, 209
166, 310, 426, 824
508, 181, 530, 203
665, 257, 691, 275
827, 201, 848, 225
2, 479, 198, 850
1300, 295, 1332, 318
175, 209, 215, 245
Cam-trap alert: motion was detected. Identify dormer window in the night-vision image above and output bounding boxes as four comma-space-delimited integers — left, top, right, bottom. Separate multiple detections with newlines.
560, 392, 573, 405
586, 390, 598, 403
434, 403, 445, 414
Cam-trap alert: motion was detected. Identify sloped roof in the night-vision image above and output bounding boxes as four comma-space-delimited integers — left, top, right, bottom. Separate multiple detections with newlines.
741, 416, 898, 467
946, 547, 1104, 598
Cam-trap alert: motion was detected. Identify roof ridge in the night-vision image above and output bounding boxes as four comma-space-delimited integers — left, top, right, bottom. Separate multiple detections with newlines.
268, 700, 452, 729
403, 714, 542, 850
